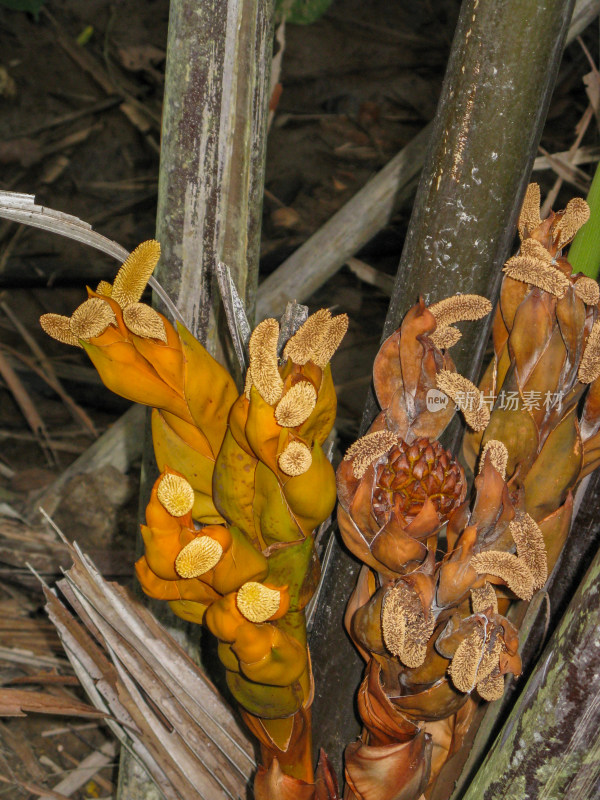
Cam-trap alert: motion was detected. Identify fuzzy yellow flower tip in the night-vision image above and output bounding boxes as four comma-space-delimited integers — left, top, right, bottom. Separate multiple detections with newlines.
111, 240, 161, 308
275, 381, 317, 427
429, 325, 462, 350
518, 183, 541, 239
69, 298, 116, 340
175, 536, 223, 578
123, 303, 167, 342
156, 473, 195, 517
428, 294, 492, 327
236, 582, 281, 623
278, 441, 312, 476
283, 309, 349, 368
574, 277, 600, 306
96, 280, 113, 296
249, 318, 284, 405
40, 314, 82, 347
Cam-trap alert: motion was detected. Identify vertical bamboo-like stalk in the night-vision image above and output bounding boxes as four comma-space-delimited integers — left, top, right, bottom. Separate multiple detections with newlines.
155, 0, 274, 340
309, 0, 576, 773
117, 1, 274, 797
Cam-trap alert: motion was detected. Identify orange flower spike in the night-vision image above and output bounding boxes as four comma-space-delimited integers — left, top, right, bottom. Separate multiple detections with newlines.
146, 469, 194, 531
279, 438, 337, 533
82, 337, 194, 423
205, 593, 248, 643
135, 556, 181, 600
168, 599, 210, 626
129, 311, 185, 396
233, 624, 307, 687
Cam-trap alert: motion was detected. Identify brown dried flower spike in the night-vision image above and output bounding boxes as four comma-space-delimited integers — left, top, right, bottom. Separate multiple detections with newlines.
479, 439, 509, 479
470, 551, 534, 601
344, 429, 397, 479
579, 320, 600, 384
382, 582, 434, 668
435, 370, 490, 431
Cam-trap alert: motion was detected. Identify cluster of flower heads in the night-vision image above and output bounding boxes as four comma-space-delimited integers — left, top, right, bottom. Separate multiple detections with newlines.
39, 237, 351, 795
336, 185, 599, 800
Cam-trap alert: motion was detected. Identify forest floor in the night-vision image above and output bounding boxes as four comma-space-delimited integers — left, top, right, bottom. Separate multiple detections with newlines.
0, 0, 597, 797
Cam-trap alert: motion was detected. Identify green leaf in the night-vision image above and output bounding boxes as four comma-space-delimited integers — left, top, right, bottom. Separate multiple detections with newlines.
0, 0, 45, 18
568, 160, 600, 278
276, 0, 334, 25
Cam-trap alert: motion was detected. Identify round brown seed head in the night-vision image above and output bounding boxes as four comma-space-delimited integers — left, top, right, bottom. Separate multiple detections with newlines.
236, 582, 281, 623
40, 314, 82, 347
579, 320, 600, 384
69, 298, 117, 340
275, 381, 317, 428
156, 473, 195, 517
479, 439, 509, 480
123, 303, 167, 342
372, 437, 464, 526
112, 240, 161, 308
249, 318, 284, 405
344, 429, 397, 479
574, 277, 600, 306
175, 536, 223, 578
428, 294, 492, 328
518, 183, 541, 239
